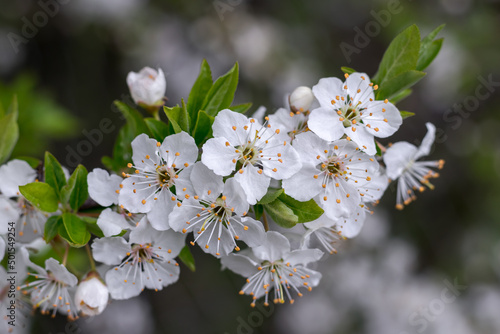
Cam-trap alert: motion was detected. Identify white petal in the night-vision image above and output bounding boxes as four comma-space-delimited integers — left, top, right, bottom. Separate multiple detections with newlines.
160, 131, 198, 168
360, 171, 389, 203
318, 179, 361, 219
363, 101, 402, 138
308, 107, 346, 142
196, 222, 234, 257
0, 237, 5, 261
345, 72, 374, 106
168, 198, 201, 233
201, 137, 239, 176
144, 260, 180, 289
190, 162, 223, 201
415, 122, 436, 160
336, 205, 366, 238
261, 140, 302, 180
285, 248, 323, 266
282, 164, 323, 201
304, 213, 338, 229
0, 196, 20, 234
220, 253, 258, 277
234, 164, 270, 205
45, 258, 78, 286
87, 168, 122, 206
131, 134, 160, 169
97, 208, 130, 237
312, 77, 344, 108
252, 231, 290, 262
232, 216, 265, 248
344, 125, 376, 155
0, 159, 37, 197
146, 189, 176, 230
223, 178, 249, 216
291, 131, 329, 163
105, 265, 143, 300
92, 237, 130, 266
383, 142, 418, 179
212, 109, 250, 144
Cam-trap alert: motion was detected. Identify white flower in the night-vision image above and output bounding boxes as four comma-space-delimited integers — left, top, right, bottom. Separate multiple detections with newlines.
283, 131, 379, 219
126, 67, 166, 107
88, 168, 142, 237
169, 163, 265, 257
20, 258, 78, 319
75, 275, 109, 316
302, 215, 345, 255
383, 122, 444, 209
0, 160, 49, 238
201, 109, 302, 204
268, 107, 308, 142
308, 73, 402, 155
92, 218, 185, 300
289, 86, 314, 112
221, 231, 323, 306
118, 132, 198, 230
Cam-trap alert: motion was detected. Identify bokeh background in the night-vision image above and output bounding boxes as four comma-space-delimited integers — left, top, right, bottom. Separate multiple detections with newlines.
1, 0, 500, 333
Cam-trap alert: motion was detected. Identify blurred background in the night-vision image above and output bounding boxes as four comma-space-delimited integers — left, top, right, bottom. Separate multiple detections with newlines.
1, 0, 500, 333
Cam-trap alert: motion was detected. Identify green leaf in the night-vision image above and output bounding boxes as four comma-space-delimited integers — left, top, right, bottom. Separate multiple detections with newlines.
263, 199, 298, 228
114, 101, 151, 135
44, 152, 67, 199
164, 99, 190, 134
372, 25, 421, 86
61, 165, 88, 211
257, 188, 284, 205
341, 66, 357, 75
179, 245, 196, 272
229, 103, 252, 114
376, 70, 426, 101
44, 215, 62, 242
253, 204, 263, 220
192, 110, 214, 145
419, 24, 445, 58
202, 63, 239, 117
0, 96, 19, 164
278, 193, 324, 224
416, 38, 443, 72
390, 89, 412, 104
144, 118, 169, 141
400, 111, 415, 119
59, 213, 90, 247
375, 141, 382, 156
19, 182, 59, 212
80, 216, 105, 238
187, 59, 213, 124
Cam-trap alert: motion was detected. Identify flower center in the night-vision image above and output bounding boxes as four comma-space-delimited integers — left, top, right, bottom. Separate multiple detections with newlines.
156, 165, 175, 187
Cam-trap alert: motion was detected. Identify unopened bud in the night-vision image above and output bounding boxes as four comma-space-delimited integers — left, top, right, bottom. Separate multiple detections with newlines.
289, 86, 314, 112
126, 67, 166, 109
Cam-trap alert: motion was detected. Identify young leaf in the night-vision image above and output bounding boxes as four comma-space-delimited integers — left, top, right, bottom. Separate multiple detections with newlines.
341, 66, 357, 75
164, 99, 190, 134
390, 89, 412, 104
257, 188, 284, 205
278, 193, 324, 224
187, 59, 213, 124
44, 215, 62, 242
144, 118, 169, 141
229, 103, 252, 114
178, 245, 196, 272
202, 63, 239, 117
263, 199, 298, 228
416, 38, 443, 72
80, 216, 105, 238
19, 182, 59, 212
0, 96, 19, 165
192, 110, 214, 145
375, 70, 426, 101
400, 111, 415, 119
44, 152, 67, 199
61, 165, 88, 211
372, 25, 421, 86
59, 213, 91, 247
114, 101, 151, 135
254, 204, 263, 220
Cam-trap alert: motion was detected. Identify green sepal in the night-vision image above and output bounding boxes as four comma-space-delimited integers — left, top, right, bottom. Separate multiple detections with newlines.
178, 245, 196, 272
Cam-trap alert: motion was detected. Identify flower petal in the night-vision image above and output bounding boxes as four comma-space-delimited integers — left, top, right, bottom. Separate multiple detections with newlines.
0, 159, 37, 197
201, 137, 239, 176
234, 164, 270, 205
308, 107, 346, 142
88, 168, 122, 207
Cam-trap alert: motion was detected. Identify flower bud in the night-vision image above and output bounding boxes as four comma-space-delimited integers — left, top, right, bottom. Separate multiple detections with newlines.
289, 86, 314, 112
126, 67, 166, 108
75, 276, 109, 316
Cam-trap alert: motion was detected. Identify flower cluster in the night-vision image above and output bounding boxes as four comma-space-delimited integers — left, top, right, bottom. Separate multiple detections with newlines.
0, 52, 445, 321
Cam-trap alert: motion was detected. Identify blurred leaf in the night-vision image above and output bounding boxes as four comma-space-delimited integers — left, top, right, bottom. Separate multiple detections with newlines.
229, 103, 252, 114
187, 59, 213, 124
19, 182, 59, 213
44, 151, 67, 200
254, 204, 263, 220
263, 199, 298, 228
400, 111, 416, 119
375, 141, 382, 156
61, 165, 88, 211
202, 63, 239, 117
192, 110, 214, 145
164, 99, 190, 134
0, 96, 19, 164
341, 66, 357, 74
179, 245, 196, 272
144, 118, 169, 142
372, 25, 420, 86
376, 70, 426, 100
278, 193, 324, 224
80, 216, 104, 238
417, 38, 443, 72
59, 213, 90, 247
44, 215, 62, 243
390, 89, 412, 104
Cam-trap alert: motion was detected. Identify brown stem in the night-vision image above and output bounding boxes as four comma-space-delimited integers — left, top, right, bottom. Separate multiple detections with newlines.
62, 243, 70, 266
85, 244, 96, 271
262, 210, 270, 232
